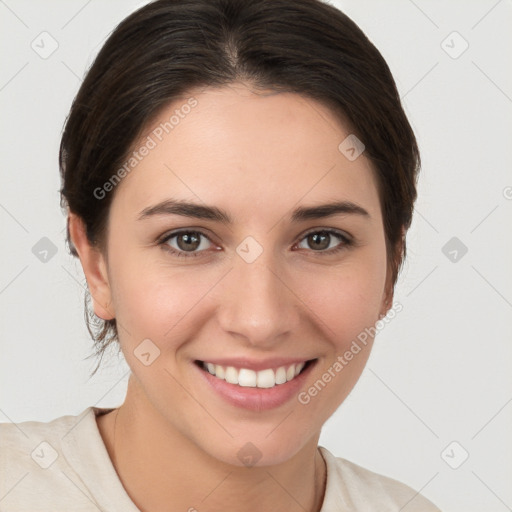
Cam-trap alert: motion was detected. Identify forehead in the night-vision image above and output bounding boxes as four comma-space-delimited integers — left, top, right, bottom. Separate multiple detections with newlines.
111, 83, 381, 222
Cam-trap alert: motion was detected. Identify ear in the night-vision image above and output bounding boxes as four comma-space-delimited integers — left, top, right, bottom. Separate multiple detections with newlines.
379, 280, 394, 320
379, 226, 405, 319
68, 213, 115, 320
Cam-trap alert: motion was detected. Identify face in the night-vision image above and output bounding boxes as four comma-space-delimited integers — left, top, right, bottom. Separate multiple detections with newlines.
89, 83, 393, 466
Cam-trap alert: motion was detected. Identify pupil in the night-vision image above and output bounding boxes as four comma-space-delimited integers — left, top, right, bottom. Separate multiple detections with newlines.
178, 232, 200, 251
309, 232, 329, 250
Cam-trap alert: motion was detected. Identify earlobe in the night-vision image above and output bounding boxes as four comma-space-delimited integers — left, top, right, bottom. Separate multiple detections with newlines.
378, 277, 394, 319
379, 227, 405, 319
379, 286, 394, 319
67, 213, 115, 321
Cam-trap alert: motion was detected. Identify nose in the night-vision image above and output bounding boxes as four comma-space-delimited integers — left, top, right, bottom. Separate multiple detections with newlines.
216, 249, 299, 348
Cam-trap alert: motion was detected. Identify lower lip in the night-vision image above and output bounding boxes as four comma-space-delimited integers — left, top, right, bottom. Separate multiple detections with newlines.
195, 361, 316, 411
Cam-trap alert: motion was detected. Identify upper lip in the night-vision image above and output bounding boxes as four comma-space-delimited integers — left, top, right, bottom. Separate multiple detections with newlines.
195, 357, 316, 372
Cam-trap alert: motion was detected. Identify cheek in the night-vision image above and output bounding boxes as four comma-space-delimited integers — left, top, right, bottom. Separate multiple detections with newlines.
291, 258, 386, 418
296, 255, 387, 347
108, 250, 219, 347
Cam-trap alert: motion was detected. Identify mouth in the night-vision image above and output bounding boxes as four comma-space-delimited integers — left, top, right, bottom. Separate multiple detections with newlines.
194, 357, 318, 410
194, 359, 316, 389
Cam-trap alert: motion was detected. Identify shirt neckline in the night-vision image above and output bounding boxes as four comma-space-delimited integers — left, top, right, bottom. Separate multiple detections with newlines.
61, 406, 338, 512
61, 406, 142, 512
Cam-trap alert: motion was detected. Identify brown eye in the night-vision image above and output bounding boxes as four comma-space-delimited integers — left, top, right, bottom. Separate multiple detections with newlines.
306, 232, 331, 250
176, 232, 201, 251
162, 230, 212, 256
296, 230, 351, 253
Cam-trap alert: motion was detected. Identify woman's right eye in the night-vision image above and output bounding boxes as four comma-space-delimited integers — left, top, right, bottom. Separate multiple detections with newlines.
160, 230, 213, 258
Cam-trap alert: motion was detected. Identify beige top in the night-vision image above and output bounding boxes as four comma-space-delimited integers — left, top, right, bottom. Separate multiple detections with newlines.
0, 407, 441, 511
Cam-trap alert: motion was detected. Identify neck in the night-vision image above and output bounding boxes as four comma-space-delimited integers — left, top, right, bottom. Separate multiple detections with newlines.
98, 376, 327, 512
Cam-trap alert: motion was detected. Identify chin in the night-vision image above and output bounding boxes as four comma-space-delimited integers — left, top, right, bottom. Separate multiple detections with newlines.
197, 425, 316, 469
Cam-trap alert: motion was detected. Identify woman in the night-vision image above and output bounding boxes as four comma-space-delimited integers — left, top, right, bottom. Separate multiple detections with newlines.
0, 0, 441, 510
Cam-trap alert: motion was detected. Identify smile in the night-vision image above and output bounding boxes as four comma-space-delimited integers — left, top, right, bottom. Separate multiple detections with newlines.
198, 360, 310, 389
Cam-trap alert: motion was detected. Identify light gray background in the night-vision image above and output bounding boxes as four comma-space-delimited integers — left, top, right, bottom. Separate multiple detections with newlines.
1, 1, 511, 510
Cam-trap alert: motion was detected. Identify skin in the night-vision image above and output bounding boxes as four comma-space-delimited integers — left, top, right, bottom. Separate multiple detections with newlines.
69, 82, 397, 512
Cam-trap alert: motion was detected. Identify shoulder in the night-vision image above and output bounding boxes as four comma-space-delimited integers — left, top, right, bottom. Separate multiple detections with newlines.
0, 408, 87, 472
0, 407, 115, 510
319, 446, 442, 511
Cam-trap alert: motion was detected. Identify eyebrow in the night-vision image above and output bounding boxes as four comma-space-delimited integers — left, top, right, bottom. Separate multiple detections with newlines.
137, 198, 370, 223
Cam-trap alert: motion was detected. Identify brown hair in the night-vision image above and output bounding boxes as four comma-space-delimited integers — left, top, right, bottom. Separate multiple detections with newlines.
59, 0, 420, 374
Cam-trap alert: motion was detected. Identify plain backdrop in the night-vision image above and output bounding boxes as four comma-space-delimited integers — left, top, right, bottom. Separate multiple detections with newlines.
1, 1, 511, 511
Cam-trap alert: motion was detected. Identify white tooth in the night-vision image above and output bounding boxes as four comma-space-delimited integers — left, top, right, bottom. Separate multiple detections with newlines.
286, 365, 295, 381
275, 366, 287, 385
294, 362, 305, 376
257, 369, 276, 388
206, 362, 216, 375
238, 368, 257, 387
215, 365, 225, 379
225, 366, 238, 384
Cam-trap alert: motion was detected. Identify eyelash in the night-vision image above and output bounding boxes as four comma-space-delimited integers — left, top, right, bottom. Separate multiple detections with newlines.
158, 228, 354, 259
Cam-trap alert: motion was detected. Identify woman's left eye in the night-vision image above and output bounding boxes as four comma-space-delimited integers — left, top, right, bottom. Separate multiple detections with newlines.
295, 229, 352, 253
